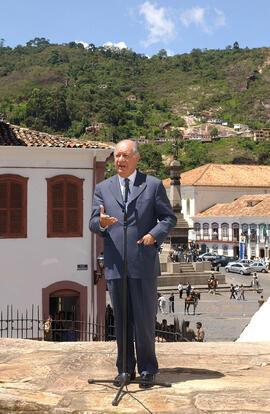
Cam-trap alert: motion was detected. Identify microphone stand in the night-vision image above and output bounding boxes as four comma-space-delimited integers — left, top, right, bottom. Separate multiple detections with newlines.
88, 180, 171, 406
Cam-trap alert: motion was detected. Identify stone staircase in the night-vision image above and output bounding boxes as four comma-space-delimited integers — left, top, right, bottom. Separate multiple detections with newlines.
158, 260, 226, 288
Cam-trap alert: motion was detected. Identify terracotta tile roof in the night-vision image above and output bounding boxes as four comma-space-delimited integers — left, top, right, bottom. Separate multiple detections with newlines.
0, 122, 114, 150
194, 194, 270, 218
163, 164, 270, 188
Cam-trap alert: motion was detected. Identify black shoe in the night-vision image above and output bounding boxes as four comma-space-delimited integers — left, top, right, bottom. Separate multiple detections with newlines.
139, 373, 154, 389
113, 372, 136, 387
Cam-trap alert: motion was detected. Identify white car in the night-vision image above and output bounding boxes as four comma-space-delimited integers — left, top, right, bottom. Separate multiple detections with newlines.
248, 262, 268, 273
197, 253, 217, 262
237, 259, 253, 265
225, 262, 251, 275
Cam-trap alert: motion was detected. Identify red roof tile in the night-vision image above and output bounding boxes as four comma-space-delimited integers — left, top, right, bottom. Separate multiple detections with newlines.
0, 122, 114, 150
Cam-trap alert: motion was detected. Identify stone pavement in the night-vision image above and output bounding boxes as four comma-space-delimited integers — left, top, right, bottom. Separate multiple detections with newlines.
0, 338, 270, 413
157, 270, 270, 342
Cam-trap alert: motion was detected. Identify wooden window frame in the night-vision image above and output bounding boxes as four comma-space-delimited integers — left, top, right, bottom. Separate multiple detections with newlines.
47, 175, 84, 238
0, 174, 28, 239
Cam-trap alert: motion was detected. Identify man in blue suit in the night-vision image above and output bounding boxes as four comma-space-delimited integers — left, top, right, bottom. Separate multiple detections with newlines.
89, 140, 176, 388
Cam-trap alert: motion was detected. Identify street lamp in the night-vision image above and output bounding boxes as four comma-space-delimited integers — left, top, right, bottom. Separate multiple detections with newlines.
94, 252, 104, 284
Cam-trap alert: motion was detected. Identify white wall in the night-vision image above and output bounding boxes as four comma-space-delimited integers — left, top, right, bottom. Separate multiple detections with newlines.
0, 147, 110, 314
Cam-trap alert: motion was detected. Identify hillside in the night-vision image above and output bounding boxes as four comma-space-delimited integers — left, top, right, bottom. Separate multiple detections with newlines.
1, 39, 270, 142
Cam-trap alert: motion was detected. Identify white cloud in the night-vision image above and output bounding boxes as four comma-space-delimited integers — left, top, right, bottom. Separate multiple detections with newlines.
166, 49, 174, 57
75, 41, 89, 48
180, 7, 206, 28
180, 7, 226, 34
103, 41, 128, 50
214, 8, 226, 27
139, 1, 175, 47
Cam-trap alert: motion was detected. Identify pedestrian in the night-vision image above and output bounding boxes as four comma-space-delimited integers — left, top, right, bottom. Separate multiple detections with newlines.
195, 322, 205, 342
173, 248, 179, 262
252, 272, 257, 287
239, 284, 245, 300
258, 295, 265, 308
182, 321, 196, 341
177, 282, 183, 299
186, 282, 192, 297
255, 274, 260, 288
43, 315, 53, 341
168, 293, 174, 313
235, 285, 241, 300
158, 295, 167, 314
89, 139, 177, 388
230, 284, 236, 299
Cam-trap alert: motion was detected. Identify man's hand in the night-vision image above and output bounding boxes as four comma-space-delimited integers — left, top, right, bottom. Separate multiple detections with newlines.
137, 233, 155, 245
99, 205, 118, 228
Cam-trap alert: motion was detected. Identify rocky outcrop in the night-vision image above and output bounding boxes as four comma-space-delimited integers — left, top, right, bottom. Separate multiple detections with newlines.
0, 338, 270, 413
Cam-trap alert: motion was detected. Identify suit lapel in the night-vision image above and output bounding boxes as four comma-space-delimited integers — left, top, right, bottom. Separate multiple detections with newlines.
109, 175, 124, 207
128, 171, 147, 204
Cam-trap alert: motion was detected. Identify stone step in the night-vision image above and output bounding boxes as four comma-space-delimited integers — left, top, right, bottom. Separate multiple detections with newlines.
158, 271, 225, 287
157, 283, 258, 293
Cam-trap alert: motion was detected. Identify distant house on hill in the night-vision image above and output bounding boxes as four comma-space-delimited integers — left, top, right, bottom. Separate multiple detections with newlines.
127, 94, 137, 101
85, 122, 105, 133
0, 121, 113, 333
234, 123, 249, 131
254, 128, 270, 142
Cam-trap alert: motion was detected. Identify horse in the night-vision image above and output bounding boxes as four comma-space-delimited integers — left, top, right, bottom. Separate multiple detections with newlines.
184, 292, 200, 315
208, 278, 218, 294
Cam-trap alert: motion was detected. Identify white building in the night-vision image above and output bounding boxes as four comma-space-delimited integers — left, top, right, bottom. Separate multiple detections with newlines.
193, 194, 270, 259
163, 163, 270, 250
0, 121, 113, 332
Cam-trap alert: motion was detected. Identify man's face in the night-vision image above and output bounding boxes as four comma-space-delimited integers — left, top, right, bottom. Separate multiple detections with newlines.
114, 141, 140, 178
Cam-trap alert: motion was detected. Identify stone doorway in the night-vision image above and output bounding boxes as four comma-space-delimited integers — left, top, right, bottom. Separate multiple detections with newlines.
42, 281, 88, 341
233, 246, 239, 257
259, 248, 265, 258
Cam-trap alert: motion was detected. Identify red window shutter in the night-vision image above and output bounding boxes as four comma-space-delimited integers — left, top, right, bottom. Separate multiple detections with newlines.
52, 210, 64, 233
10, 183, 22, 208
0, 183, 8, 234
67, 209, 78, 232
0, 175, 27, 238
10, 182, 23, 234
0, 183, 7, 208
47, 175, 83, 237
0, 211, 7, 234
52, 183, 64, 208
10, 210, 23, 234
67, 182, 78, 208
66, 182, 79, 233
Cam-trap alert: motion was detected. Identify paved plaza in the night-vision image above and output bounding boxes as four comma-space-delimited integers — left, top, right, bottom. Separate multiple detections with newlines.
157, 268, 270, 342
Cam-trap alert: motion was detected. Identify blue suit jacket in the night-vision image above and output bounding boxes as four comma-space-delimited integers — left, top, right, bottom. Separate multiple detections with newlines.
89, 171, 177, 280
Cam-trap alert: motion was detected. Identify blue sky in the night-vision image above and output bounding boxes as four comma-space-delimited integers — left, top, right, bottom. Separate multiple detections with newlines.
1, 0, 270, 56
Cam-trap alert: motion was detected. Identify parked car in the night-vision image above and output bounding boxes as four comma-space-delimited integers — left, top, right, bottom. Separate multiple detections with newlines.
248, 262, 268, 273
212, 255, 238, 268
225, 262, 251, 275
237, 259, 253, 266
197, 252, 217, 262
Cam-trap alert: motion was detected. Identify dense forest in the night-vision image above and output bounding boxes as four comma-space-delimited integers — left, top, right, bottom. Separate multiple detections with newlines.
1, 38, 270, 176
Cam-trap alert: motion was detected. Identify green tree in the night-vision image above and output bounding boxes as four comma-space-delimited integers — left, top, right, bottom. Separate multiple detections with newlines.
210, 127, 219, 137
157, 49, 168, 59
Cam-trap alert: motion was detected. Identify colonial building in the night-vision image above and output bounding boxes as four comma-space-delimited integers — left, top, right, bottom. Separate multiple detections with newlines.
192, 194, 270, 259
163, 163, 270, 247
0, 121, 113, 331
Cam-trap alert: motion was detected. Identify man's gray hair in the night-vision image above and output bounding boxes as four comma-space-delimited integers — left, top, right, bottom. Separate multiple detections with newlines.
114, 139, 139, 156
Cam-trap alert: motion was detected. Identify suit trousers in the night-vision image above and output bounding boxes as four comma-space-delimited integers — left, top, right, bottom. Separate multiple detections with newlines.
107, 277, 158, 376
